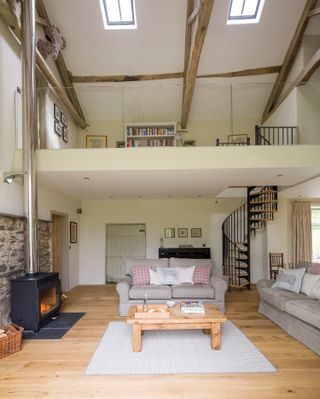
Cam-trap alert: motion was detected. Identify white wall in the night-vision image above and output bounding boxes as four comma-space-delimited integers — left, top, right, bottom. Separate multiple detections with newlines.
78, 118, 260, 148
79, 198, 246, 284
0, 19, 24, 215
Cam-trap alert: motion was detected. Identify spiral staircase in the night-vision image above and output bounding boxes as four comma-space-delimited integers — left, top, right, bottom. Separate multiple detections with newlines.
222, 186, 278, 290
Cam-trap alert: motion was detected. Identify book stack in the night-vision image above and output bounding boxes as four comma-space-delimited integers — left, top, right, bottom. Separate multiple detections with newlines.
180, 302, 205, 314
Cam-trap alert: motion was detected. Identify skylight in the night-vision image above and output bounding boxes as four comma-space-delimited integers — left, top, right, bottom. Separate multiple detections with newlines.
227, 0, 265, 25
99, 0, 137, 30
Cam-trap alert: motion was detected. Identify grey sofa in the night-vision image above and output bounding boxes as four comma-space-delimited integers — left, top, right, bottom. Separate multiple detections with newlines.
257, 270, 320, 356
116, 257, 228, 316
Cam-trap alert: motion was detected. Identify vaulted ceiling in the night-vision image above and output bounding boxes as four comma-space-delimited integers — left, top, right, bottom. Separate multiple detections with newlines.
38, 0, 320, 127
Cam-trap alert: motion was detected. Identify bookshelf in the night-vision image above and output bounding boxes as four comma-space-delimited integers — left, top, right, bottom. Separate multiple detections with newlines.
125, 122, 177, 147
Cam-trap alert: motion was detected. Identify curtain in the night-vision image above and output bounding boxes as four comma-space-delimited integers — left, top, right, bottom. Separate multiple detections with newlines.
293, 202, 312, 266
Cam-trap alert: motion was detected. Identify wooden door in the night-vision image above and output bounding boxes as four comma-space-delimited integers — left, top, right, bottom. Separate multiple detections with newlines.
52, 213, 69, 291
105, 224, 146, 282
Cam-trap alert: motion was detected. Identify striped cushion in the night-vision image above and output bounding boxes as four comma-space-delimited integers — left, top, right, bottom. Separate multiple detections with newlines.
193, 266, 211, 285
131, 266, 150, 285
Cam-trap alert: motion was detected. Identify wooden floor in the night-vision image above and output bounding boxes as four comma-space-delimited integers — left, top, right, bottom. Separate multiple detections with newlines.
0, 285, 319, 399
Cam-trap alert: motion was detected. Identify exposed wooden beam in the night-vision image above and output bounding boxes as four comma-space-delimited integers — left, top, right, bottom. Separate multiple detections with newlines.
72, 72, 183, 83
266, 48, 320, 121
198, 65, 281, 78
0, 0, 87, 128
182, 0, 194, 103
35, 16, 47, 26
308, 6, 320, 17
261, 0, 318, 123
36, 0, 86, 123
180, 0, 214, 129
187, 0, 199, 25
72, 65, 281, 84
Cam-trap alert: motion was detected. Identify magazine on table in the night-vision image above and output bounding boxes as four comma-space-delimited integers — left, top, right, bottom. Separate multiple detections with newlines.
180, 301, 205, 314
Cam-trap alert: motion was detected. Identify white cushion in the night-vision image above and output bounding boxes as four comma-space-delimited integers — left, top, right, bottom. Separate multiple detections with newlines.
156, 267, 178, 285
176, 266, 195, 284
301, 273, 320, 296
149, 268, 162, 285
272, 267, 306, 293
310, 279, 320, 300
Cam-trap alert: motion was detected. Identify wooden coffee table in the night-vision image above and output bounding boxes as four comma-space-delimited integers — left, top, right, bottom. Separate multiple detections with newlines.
126, 304, 227, 352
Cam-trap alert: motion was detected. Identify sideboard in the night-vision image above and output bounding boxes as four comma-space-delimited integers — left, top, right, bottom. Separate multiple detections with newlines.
158, 247, 211, 259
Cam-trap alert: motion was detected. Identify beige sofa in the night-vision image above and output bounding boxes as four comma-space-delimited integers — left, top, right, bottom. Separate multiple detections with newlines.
257, 263, 320, 356
116, 257, 228, 316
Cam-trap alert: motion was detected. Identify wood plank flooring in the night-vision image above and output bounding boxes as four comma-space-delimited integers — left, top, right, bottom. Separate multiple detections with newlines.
0, 284, 319, 399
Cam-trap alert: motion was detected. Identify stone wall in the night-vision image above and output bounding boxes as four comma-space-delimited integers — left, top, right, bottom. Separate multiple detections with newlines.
0, 214, 52, 325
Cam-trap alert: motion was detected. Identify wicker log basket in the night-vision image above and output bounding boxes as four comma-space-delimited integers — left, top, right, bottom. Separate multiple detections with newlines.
0, 323, 24, 359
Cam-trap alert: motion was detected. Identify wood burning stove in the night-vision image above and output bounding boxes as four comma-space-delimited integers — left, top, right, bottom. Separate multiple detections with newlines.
11, 273, 61, 332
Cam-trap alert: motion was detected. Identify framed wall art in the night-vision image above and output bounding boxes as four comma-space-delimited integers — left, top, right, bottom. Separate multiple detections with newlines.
62, 127, 68, 143
54, 103, 61, 121
61, 112, 68, 127
191, 228, 202, 238
86, 135, 107, 148
178, 228, 188, 238
164, 228, 175, 238
54, 120, 63, 136
70, 221, 77, 244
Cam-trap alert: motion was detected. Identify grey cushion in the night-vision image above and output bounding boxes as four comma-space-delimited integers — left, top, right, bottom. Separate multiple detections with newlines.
129, 285, 171, 300
259, 287, 307, 311
284, 300, 320, 329
172, 284, 215, 299
125, 257, 168, 276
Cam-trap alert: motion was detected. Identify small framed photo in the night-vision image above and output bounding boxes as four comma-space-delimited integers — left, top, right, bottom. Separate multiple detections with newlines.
54, 121, 62, 136
191, 228, 202, 238
61, 112, 68, 127
164, 228, 175, 238
178, 228, 188, 238
62, 126, 68, 143
86, 135, 107, 148
54, 103, 61, 121
70, 221, 77, 244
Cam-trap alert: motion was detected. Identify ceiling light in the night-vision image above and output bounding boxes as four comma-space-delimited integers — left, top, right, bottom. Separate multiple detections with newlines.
276, 174, 283, 177
83, 177, 90, 180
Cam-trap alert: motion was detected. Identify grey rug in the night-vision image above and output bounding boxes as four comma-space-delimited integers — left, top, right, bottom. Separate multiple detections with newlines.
86, 321, 276, 375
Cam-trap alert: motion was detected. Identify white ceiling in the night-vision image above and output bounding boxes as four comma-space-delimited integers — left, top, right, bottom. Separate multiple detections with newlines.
42, 0, 318, 123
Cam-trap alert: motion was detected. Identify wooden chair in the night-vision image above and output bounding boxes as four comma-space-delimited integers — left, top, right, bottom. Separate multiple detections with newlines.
269, 253, 283, 280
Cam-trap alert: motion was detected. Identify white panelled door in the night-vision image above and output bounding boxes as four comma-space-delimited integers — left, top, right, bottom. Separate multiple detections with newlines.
105, 224, 146, 282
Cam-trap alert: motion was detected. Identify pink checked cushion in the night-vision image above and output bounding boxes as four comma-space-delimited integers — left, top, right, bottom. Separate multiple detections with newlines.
131, 266, 150, 285
193, 266, 211, 285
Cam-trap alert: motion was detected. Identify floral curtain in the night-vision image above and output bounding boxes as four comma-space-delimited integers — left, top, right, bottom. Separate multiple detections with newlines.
293, 201, 312, 266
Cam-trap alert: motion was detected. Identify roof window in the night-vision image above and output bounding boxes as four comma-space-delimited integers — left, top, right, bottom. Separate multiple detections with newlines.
100, 0, 137, 30
227, 0, 265, 25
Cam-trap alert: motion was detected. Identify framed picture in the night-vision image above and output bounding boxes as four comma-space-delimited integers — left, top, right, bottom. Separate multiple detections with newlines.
54, 121, 63, 136
62, 126, 68, 143
164, 228, 175, 238
191, 228, 202, 238
178, 228, 188, 238
61, 112, 68, 127
70, 222, 77, 244
54, 103, 61, 121
86, 135, 107, 148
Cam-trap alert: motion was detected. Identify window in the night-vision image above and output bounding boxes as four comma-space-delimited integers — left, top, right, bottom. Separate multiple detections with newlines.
227, 0, 265, 25
99, 0, 137, 30
312, 207, 320, 262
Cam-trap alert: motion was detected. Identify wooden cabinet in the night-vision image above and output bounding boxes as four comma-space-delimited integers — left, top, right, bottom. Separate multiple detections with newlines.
125, 122, 176, 147
159, 247, 211, 259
